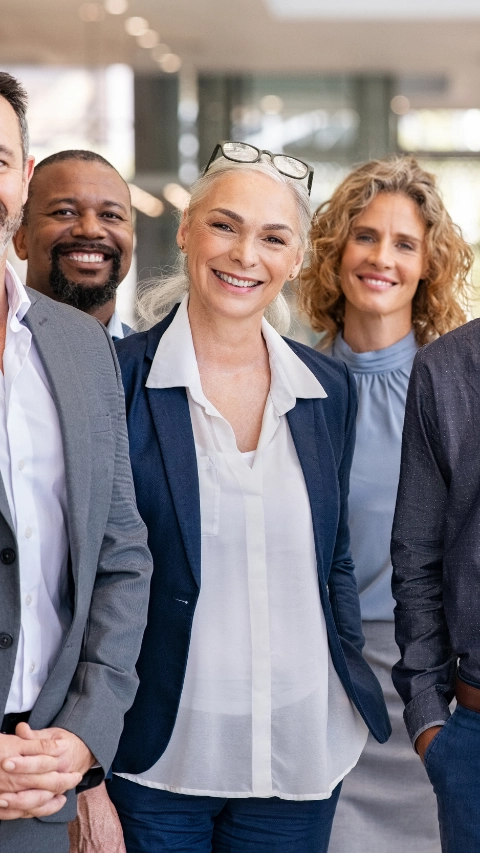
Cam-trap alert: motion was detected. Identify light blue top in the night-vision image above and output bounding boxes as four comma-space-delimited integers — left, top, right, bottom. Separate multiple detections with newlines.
330, 330, 419, 621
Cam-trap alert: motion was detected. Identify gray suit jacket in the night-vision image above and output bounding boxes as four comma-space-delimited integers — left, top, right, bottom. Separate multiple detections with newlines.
0, 288, 152, 825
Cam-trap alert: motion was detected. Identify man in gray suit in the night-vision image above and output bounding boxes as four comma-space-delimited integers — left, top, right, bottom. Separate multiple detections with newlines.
0, 72, 152, 853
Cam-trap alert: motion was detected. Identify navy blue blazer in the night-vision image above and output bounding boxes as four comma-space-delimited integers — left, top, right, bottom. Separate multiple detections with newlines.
113, 307, 390, 775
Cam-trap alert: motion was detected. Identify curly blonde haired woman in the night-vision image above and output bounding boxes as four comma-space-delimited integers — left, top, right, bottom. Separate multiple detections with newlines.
299, 156, 473, 853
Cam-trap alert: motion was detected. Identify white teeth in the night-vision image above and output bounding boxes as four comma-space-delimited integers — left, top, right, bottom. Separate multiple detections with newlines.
363, 277, 394, 287
68, 253, 105, 263
216, 271, 259, 288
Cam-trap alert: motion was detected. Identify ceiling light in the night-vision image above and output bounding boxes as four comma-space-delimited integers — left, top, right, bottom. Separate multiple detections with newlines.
158, 53, 182, 73
79, 2, 105, 22
265, 0, 480, 17
104, 0, 128, 13
124, 16, 149, 36
390, 95, 410, 115
137, 29, 159, 48
152, 43, 171, 61
128, 184, 164, 217
260, 95, 284, 115
163, 183, 191, 210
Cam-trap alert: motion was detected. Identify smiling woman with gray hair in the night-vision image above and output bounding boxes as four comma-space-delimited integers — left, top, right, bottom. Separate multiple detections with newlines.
108, 142, 390, 853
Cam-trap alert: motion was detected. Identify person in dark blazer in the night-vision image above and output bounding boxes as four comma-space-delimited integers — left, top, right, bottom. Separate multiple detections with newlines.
391, 319, 480, 853
110, 142, 391, 853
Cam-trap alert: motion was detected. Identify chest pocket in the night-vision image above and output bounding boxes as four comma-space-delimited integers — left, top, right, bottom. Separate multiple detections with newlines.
197, 455, 220, 536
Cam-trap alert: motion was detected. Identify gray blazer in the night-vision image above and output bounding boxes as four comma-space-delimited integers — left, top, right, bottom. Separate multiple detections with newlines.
0, 289, 152, 831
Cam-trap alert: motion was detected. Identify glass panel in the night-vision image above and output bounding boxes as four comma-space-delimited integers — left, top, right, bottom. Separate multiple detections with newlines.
419, 158, 480, 319
399, 109, 480, 153
229, 74, 358, 207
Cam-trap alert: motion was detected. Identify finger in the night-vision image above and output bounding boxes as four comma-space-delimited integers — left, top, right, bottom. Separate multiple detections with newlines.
0, 770, 82, 794
14, 722, 36, 740
26, 794, 68, 818
16, 736, 68, 758
17, 724, 59, 740
0, 791, 66, 819
2, 753, 65, 774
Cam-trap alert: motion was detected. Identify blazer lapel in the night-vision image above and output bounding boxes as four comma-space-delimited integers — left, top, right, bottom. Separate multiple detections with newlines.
287, 398, 339, 583
0, 470, 14, 538
146, 385, 201, 587
23, 296, 91, 581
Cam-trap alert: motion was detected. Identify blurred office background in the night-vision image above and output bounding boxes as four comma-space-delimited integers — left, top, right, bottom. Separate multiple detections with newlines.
3, 0, 480, 329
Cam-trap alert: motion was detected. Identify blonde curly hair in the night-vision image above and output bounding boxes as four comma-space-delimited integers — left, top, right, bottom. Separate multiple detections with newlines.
299, 156, 473, 347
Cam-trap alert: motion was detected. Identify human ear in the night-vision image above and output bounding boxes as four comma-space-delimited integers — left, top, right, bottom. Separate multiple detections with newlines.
290, 245, 305, 280
12, 225, 28, 261
176, 209, 190, 251
21, 156, 35, 206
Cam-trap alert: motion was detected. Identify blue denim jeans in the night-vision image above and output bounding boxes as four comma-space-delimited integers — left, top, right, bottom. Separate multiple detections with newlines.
424, 705, 480, 852
108, 775, 341, 853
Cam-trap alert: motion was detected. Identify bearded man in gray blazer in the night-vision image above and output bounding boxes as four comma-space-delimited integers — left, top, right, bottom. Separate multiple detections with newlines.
0, 73, 152, 853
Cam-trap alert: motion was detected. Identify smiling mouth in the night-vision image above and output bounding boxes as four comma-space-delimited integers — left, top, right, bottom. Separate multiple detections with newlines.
358, 275, 397, 288
214, 270, 262, 288
64, 252, 111, 264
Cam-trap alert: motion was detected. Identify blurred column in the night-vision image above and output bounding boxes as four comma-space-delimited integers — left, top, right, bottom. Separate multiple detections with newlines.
197, 75, 250, 170
133, 73, 179, 278
354, 74, 397, 161
178, 66, 199, 185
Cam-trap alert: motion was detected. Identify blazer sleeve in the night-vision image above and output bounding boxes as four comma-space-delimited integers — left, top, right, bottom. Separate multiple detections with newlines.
391, 349, 455, 746
52, 328, 153, 775
327, 363, 365, 655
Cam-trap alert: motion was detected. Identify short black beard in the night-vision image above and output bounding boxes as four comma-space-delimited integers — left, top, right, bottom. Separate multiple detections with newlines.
49, 242, 122, 312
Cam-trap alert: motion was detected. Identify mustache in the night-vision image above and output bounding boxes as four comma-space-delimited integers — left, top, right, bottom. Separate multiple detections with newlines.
50, 241, 121, 262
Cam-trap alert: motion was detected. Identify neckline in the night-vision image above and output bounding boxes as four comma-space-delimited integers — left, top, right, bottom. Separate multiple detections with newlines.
332, 329, 419, 374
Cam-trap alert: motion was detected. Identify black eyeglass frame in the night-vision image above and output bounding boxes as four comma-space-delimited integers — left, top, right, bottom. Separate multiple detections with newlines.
203, 141, 314, 195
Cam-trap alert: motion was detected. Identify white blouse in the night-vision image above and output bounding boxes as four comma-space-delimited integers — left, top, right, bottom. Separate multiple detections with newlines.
118, 296, 367, 800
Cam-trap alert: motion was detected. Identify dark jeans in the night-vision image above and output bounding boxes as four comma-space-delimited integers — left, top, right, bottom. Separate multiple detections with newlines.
424, 705, 480, 852
108, 775, 341, 853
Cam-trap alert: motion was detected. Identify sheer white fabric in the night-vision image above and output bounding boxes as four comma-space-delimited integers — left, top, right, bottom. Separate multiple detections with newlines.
119, 296, 367, 799
2, 264, 69, 713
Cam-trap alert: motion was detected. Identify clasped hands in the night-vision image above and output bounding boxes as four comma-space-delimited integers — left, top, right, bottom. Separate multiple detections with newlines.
0, 723, 95, 820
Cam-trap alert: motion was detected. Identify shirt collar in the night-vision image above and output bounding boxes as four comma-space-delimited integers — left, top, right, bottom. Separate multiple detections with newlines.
261, 317, 327, 415
106, 307, 124, 341
5, 261, 31, 330
146, 294, 327, 416
146, 295, 214, 410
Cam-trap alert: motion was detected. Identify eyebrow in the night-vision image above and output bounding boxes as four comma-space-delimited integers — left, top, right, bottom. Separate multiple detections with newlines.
45, 197, 129, 213
0, 144, 15, 160
352, 225, 422, 244
210, 207, 294, 234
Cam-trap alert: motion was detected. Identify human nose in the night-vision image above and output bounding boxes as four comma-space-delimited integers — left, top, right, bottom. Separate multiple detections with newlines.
229, 233, 259, 268
70, 210, 107, 240
367, 238, 394, 269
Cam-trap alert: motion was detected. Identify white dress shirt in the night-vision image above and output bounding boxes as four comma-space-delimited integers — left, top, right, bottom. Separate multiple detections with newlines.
2, 263, 69, 714
106, 308, 125, 341
119, 296, 367, 800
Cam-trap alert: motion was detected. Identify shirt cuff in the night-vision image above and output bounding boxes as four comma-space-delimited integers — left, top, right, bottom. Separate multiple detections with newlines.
411, 720, 446, 752
404, 687, 451, 747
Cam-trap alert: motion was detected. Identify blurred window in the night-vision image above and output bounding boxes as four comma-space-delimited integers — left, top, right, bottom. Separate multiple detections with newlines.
229, 75, 358, 208
3, 64, 134, 178
399, 109, 480, 153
